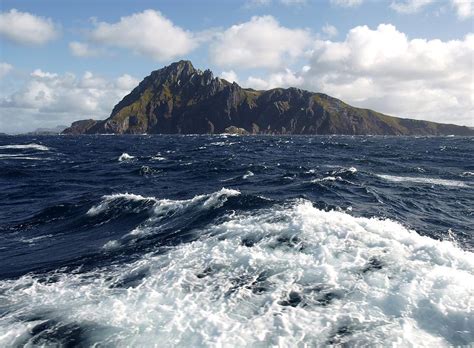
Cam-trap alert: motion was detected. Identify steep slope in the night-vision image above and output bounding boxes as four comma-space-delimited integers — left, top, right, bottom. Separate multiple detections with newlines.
63, 60, 474, 136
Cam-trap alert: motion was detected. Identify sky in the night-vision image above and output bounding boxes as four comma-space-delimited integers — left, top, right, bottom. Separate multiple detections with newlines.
0, 0, 473, 133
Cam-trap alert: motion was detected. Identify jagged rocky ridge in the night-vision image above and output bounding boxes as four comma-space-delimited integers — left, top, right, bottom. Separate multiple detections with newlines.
63, 61, 474, 136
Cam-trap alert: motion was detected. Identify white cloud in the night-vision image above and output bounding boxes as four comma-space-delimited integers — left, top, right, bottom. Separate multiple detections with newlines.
302, 24, 474, 126
30, 69, 58, 79
390, 0, 435, 14
322, 24, 338, 38
0, 69, 139, 133
0, 9, 59, 45
451, 0, 473, 19
116, 74, 140, 90
220, 70, 239, 83
245, 0, 272, 6
246, 68, 304, 89
69, 41, 105, 57
390, 0, 473, 19
330, 0, 364, 7
88, 10, 197, 61
0, 62, 13, 79
210, 16, 311, 69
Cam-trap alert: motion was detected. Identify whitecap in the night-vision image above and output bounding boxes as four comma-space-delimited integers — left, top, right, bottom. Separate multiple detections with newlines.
87, 193, 156, 216
118, 153, 135, 162
377, 174, 469, 188
102, 240, 120, 250
310, 176, 339, 183
0, 143, 50, 151
87, 188, 241, 219
209, 142, 236, 146
0, 155, 46, 160
1, 200, 472, 346
243, 171, 254, 179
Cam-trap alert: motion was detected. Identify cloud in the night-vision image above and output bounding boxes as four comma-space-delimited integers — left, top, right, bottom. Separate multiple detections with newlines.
245, 0, 272, 6
220, 70, 239, 83
210, 16, 311, 69
0, 62, 13, 79
322, 24, 338, 38
88, 10, 197, 61
451, 0, 473, 19
69, 41, 105, 57
0, 9, 59, 45
0, 69, 139, 133
246, 68, 304, 89
302, 24, 474, 126
390, 0, 435, 14
390, 0, 473, 19
330, 0, 364, 7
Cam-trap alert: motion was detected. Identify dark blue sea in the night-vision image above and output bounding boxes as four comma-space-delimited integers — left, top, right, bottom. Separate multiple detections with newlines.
0, 134, 473, 346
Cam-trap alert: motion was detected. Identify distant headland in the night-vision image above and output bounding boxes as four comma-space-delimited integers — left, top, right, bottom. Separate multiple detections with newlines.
63, 60, 474, 136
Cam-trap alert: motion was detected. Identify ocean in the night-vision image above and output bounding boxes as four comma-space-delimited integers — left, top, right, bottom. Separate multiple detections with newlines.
0, 134, 473, 346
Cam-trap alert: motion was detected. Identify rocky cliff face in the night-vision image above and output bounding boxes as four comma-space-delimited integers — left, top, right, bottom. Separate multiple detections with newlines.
63, 60, 474, 136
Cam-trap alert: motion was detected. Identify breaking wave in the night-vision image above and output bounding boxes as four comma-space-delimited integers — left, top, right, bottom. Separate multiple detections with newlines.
0, 143, 50, 151
118, 153, 135, 161
377, 174, 470, 188
0, 196, 472, 347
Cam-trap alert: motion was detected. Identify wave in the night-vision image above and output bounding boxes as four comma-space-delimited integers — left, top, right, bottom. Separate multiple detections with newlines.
0, 143, 50, 151
88, 188, 241, 217
209, 141, 237, 146
1, 199, 472, 346
331, 166, 357, 175
310, 176, 339, 183
377, 174, 469, 188
87, 193, 157, 216
118, 153, 135, 161
243, 171, 254, 179
0, 155, 47, 160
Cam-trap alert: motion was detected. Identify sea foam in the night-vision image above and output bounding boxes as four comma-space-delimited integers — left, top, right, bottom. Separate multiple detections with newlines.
0, 143, 50, 151
1, 199, 472, 346
377, 174, 469, 188
118, 153, 135, 161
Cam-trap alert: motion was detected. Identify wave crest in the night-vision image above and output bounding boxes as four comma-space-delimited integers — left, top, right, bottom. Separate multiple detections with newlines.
1, 199, 472, 346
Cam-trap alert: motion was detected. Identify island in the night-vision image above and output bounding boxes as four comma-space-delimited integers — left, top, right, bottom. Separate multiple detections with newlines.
63, 60, 474, 136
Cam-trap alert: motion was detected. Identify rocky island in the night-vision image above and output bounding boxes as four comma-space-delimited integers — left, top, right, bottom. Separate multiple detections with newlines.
63, 60, 473, 136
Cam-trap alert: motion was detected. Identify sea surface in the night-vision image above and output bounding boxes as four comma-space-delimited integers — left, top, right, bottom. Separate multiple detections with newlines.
0, 134, 473, 346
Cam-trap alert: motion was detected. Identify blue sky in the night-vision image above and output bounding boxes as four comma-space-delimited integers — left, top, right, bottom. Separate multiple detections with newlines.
0, 0, 473, 133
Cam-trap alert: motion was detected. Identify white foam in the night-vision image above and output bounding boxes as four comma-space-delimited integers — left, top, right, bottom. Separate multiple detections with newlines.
86, 193, 156, 216
311, 176, 339, 183
243, 171, 254, 179
118, 153, 135, 162
1, 200, 472, 346
209, 141, 236, 146
87, 189, 241, 218
0, 143, 50, 151
0, 155, 46, 160
348, 166, 357, 173
377, 174, 469, 188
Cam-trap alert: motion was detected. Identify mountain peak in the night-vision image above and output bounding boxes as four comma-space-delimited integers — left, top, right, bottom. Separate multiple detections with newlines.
157, 60, 197, 80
